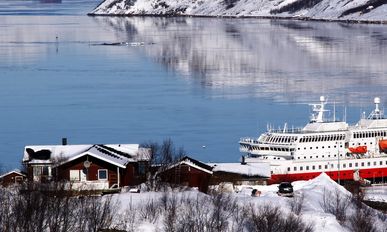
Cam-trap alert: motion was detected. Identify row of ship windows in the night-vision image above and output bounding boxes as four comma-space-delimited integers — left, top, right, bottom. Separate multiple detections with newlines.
288, 160, 387, 172
297, 145, 342, 150
353, 130, 387, 139
262, 136, 297, 144
295, 154, 344, 160
251, 147, 295, 152
299, 134, 345, 143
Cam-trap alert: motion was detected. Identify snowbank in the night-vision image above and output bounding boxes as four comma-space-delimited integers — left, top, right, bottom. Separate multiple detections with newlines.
108, 173, 386, 231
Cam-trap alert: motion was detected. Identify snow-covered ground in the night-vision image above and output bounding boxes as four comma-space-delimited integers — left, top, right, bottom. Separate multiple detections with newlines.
90, 0, 387, 22
109, 173, 387, 231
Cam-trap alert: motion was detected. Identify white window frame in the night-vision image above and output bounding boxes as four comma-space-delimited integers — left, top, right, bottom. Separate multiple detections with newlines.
70, 170, 80, 181
98, 169, 108, 180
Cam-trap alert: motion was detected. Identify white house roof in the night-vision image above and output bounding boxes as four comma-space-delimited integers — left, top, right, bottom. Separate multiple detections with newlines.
0, 169, 26, 179
23, 144, 151, 168
210, 163, 271, 178
159, 156, 213, 175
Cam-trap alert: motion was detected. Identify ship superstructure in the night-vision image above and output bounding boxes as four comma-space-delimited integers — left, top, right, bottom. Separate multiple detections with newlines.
240, 96, 387, 184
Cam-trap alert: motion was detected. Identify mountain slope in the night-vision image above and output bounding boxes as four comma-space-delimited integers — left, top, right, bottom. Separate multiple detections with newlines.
90, 0, 387, 21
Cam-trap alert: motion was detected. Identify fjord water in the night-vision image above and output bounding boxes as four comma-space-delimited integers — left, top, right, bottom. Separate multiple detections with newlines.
1, 0, 387, 169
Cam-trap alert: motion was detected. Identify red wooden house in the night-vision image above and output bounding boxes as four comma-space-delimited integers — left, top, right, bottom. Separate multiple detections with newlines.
23, 143, 150, 190
157, 156, 213, 193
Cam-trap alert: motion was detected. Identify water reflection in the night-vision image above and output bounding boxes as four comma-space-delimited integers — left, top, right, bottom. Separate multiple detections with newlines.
94, 17, 387, 105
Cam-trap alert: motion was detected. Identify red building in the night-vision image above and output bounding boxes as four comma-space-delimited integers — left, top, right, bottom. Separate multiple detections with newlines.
157, 156, 213, 193
0, 169, 26, 187
23, 143, 150, 190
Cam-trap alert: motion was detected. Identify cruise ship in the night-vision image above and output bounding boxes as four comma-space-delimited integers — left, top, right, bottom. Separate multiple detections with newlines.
240, 96, 387, 184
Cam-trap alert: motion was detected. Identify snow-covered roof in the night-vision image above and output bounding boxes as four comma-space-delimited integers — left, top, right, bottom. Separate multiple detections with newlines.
0, 169, 26, 179
210, 163, 271, 178
161, 156, 213, 174
23, 144, 151, 168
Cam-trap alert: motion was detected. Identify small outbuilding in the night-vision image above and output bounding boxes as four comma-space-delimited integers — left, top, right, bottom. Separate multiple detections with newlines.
157, 156, 213, 193
0, 169, 26, 187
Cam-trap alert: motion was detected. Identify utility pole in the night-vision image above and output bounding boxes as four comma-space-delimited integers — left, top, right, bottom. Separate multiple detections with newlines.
337, 142, 340, 185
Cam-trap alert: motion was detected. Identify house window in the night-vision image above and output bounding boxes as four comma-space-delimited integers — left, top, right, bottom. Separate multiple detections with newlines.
70, 170, 80, 181
138, 162, 146, 175
98, 169, 108, 180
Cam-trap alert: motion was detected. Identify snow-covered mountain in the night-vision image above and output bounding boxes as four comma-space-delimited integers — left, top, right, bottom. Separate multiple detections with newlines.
90, 0, 387, 22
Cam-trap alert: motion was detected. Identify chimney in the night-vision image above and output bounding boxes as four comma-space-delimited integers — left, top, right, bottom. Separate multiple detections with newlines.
241, 155, 246, 165
62, 137, 67, 145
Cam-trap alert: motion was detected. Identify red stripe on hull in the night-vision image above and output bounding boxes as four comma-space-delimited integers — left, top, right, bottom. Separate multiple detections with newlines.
269, 167, 387, 184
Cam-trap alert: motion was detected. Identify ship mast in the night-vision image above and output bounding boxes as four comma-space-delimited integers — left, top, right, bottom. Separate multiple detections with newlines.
310, 96, 327, 123
368, 97, 383, 120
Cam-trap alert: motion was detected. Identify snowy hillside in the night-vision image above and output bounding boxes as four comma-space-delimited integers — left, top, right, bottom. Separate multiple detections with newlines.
109, 173, 387, 231
90, 0, 387, 22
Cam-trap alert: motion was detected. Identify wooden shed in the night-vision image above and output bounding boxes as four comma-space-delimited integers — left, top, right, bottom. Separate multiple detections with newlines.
157, 156, 213, 193
0, 169, 26, 187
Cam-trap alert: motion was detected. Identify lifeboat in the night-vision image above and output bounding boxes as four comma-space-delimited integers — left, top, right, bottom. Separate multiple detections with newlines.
379, 140, 387, 153
348, 146, 367, 154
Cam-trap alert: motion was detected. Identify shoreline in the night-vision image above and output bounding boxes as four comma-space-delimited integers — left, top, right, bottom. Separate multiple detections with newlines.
87, 13, 387, 25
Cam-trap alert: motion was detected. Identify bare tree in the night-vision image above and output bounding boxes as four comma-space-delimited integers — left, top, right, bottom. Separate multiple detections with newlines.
320, 188, 352, 225
347, 201, 377, 232
289, 192, 305, 216
246, 203, 313, 232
